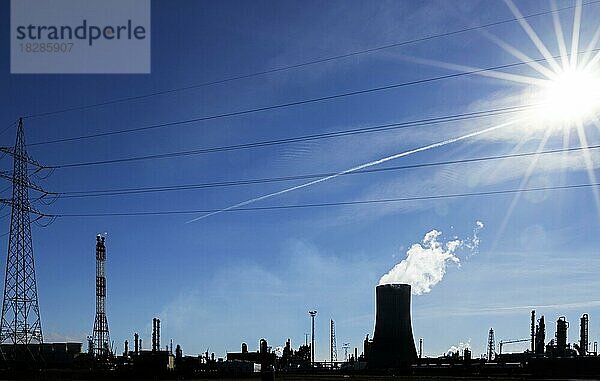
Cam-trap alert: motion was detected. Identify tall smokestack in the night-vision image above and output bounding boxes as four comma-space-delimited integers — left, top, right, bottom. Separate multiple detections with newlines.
368, 284, 417, 368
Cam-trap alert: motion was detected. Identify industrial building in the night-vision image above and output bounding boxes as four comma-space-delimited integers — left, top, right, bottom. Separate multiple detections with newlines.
0, 342, 82, 369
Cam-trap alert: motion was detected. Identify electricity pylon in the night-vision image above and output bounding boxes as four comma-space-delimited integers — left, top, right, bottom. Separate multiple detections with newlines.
0, 118, 48, 345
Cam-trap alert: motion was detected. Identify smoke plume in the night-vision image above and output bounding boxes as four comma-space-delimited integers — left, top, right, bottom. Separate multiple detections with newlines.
378, 221, 484, 295
446, 339, 472, 356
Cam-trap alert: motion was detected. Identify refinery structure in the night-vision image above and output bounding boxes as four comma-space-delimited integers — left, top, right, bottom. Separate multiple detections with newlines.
0, 119, 599, 380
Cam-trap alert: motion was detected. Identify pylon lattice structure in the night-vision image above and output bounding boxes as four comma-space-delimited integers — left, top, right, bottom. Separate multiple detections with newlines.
92, 235, 111, 358
487, 328, 495, 361
0, 118, 46, 345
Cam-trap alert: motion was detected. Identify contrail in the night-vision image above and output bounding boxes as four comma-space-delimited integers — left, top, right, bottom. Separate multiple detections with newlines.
188, 119, 519, 223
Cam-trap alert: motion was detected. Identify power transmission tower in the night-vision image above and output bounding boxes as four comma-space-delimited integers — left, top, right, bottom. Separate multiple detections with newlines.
330, 319, 337, 363
0, 118, 47, 346
92, 235, 111, 359
487, 328, 495, 361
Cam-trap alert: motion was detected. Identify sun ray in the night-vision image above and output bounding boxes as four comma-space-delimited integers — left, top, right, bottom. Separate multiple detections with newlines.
569, 0, 583, 69
584, 49, 600, 73
582, 34, 600, 73
479, 28, 558, 80
575, 121, 600, 221
504, 0, 563, 73
396, 54, 546, 86
580, 25, 600, 69
492, 128, 553, 251
550, 0, 570, 69
559, 124, 572, 186
485, 135, 534, 184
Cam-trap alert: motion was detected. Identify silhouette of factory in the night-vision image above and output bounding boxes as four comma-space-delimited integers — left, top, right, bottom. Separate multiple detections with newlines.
1, 120, 600, 379
1, 235, 600, 379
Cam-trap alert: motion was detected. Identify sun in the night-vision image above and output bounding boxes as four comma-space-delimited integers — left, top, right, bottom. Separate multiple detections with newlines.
536, 68, 600, 126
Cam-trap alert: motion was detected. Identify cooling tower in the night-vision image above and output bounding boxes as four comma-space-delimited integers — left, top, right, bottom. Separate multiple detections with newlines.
368, 283, 417, 368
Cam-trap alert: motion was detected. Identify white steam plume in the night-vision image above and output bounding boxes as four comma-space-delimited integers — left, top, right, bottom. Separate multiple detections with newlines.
379, 221, 484, 295
446, 339, 472, 356
187, 120, 518, 223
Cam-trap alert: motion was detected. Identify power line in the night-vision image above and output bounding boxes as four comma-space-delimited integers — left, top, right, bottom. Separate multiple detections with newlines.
47, 182, 600, 217
0, 123, 16, 139
46, 104, 536, 169
55, 144, 600, 198
26, 48, 600, 147
22, 0, 600, 120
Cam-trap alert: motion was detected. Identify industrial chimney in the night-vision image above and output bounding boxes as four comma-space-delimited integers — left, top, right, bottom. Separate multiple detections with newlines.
368, 284, 417, 368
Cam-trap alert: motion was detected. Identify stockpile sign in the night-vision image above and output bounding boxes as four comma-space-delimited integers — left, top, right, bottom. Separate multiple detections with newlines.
11, 0, 151, 74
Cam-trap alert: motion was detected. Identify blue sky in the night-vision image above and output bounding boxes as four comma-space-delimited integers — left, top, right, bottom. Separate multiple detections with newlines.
1, 0, 600, 359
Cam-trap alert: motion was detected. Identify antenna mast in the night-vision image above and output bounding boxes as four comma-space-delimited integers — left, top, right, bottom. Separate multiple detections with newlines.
92, 235, 111, 359
330, 319, 337, 363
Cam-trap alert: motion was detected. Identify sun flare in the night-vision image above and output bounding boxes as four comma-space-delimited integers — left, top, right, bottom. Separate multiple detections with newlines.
536, 68, 600, 126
